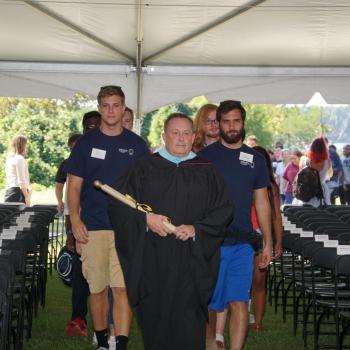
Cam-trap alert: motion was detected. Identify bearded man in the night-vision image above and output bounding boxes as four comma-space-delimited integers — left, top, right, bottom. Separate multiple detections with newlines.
199, 100, 272, 350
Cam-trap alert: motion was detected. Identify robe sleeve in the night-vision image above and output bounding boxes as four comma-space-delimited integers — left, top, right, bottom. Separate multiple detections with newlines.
108, 160, 149, 306
190, 167, 234, 315
193, 166, 233, 258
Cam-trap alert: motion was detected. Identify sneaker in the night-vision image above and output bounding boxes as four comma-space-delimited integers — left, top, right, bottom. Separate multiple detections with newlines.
92, 332, 97, 346
215, 334, 226, 350
109, 337, 116, 350
248, 313, 256, 325
64, 317, 88, 337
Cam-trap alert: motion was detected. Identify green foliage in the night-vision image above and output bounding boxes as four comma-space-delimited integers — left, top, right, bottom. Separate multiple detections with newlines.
1, 93, 348, 188
322, 105, 350, 143
0, 95, 93, 187
245, 104, 275, 150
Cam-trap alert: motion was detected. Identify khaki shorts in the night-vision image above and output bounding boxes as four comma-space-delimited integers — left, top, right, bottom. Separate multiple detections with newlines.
80, 230, 125, 294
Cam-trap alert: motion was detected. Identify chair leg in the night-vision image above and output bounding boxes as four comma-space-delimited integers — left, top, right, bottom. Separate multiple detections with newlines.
283, 280, 293, 323
314, 309, 327, 350
293, 291, 303, 336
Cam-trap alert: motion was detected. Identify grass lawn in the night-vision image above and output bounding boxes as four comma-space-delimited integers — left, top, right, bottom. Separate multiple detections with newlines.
0, 187, 57, 205
25, 273, 307, 350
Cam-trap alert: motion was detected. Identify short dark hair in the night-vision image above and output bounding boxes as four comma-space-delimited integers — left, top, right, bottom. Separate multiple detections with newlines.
216, 100, 246, 123
97, 85, 125, 104
164, 113, 193, 131
293, 149, 303, 158
82, 111, 101, 127
125, 107, 134, 119
275, 141, 284, 149
67, 134, 82, 147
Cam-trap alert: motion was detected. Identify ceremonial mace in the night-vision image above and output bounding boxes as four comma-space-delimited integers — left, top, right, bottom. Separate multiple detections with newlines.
93, 180, 175, 233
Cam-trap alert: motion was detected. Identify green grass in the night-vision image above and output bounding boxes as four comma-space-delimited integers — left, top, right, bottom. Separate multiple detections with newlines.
0, 188, 57, 205
25, 273, 308, 350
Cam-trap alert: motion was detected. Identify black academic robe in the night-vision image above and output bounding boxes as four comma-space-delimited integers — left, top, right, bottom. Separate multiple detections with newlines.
108, 153, 233, 350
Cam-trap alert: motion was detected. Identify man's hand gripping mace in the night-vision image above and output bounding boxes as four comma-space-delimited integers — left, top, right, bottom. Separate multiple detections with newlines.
93, 180, 175, 233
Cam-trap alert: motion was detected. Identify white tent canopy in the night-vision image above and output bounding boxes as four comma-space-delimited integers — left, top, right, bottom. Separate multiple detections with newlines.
1, 0, 350, 113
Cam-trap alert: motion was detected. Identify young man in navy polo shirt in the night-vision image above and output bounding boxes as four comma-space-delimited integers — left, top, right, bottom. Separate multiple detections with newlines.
200, 100, 272, 350
66, 86, 149, 350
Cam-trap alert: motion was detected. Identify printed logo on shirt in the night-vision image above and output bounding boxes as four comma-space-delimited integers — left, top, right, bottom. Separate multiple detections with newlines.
118, 148, 135, 156
91, 148, 106, 160
240, 160, 255, 168
239, 152, 254, 168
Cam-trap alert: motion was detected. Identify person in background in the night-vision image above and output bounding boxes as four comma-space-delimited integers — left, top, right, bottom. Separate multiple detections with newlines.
283, 150, 302, 204
271, 141, 283, 173
327, 144, 343, 204
340, 145, 350, 205
4, 135, 31, 206
246, 135, 258, 148
62, 111, 101, 339
275, 149, 290, 205
108, 105, 134, 344
122, 107, 134, 131
82, 110, 101, 133
251, 146, 282, 331
307, 136, 332, 205
192, 103, 219, 153
55, 134, 82, 214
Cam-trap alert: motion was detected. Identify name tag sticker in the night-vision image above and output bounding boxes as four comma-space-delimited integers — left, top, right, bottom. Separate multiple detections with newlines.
91, 148, 106, 160
239, 152, 254, 163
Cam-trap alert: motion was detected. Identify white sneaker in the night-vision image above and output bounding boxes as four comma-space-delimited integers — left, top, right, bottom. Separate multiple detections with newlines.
108, 337, 116, 350
249, 313, 256, 325
92, 332, 97, 346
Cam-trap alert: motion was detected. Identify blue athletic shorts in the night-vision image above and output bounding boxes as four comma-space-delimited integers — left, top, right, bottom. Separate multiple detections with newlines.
209, 244, 255, 311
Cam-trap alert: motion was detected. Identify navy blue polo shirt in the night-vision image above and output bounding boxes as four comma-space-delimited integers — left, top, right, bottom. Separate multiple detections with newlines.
199, 142, 269, 235
64, 127, 149, 230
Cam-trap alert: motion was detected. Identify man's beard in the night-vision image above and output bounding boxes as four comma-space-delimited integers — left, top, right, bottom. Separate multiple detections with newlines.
220, 127, 245, 144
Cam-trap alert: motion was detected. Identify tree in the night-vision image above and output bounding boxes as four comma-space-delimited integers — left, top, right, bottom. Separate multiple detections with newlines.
0, 95, 94, 187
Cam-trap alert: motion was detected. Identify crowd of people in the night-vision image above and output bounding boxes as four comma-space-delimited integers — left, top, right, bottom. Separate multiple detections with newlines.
2, 86, 349, 350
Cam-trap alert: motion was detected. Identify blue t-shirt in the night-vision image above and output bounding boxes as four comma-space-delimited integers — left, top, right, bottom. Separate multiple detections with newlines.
199, 142, 269, 235
64, 127, 149, 230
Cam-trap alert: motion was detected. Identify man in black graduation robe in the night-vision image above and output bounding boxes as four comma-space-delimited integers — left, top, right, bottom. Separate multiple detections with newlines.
108, 113, 233, 350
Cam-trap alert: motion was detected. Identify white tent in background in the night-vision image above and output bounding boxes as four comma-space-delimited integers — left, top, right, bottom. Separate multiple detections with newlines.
1, 0, 350, 119
306, 92, 329, 108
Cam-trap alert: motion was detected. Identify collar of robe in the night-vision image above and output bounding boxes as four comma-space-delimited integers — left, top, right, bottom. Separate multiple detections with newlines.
159, 147, 196, 165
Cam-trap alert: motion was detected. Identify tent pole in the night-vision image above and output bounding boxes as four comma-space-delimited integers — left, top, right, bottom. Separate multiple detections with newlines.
135, 0, 144, 135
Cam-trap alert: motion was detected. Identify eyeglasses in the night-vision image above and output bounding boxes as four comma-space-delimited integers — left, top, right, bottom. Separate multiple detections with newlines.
206, 119, 218, 125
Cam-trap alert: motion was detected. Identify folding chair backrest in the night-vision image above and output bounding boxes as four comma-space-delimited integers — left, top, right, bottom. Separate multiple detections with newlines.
335, 255, 350, 277
312, 247, 338, 270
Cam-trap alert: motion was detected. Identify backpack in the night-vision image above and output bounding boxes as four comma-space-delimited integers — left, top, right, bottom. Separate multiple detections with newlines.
55, 246, 73, 287
293, 166, 323, 202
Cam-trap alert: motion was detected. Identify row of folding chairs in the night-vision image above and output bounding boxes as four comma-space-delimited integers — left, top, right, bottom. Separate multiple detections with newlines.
0, 204, 57, 350
269, 205, 350, 350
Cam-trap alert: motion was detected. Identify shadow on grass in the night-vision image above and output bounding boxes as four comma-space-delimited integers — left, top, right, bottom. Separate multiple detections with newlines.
26, 274, 310, 350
